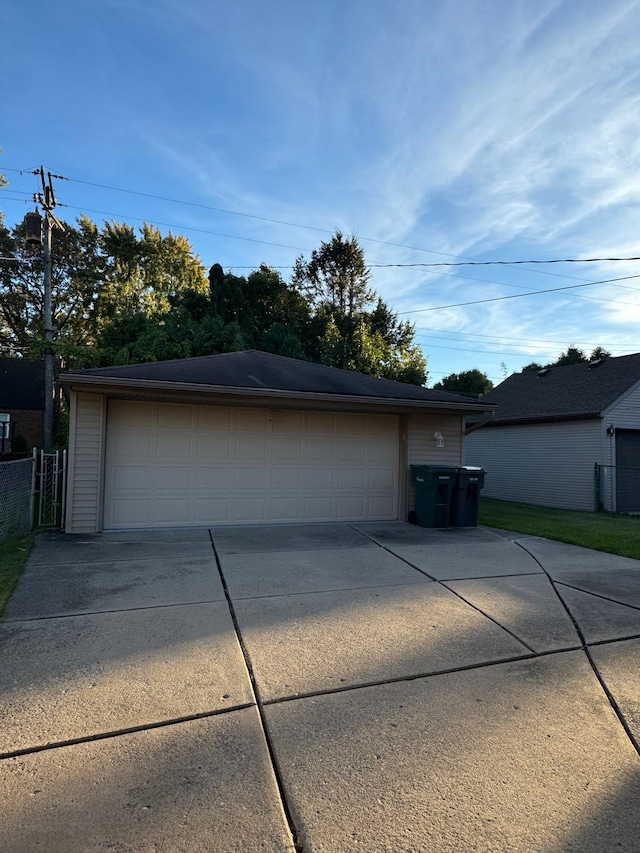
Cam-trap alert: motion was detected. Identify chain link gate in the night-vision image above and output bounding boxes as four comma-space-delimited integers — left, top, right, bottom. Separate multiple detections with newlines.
36, 449, 67, 529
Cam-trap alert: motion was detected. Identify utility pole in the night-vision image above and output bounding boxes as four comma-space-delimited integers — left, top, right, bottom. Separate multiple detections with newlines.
33, 167, 65, 450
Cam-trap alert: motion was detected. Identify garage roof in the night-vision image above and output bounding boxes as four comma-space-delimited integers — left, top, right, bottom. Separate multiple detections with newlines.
60, 350, 494, 414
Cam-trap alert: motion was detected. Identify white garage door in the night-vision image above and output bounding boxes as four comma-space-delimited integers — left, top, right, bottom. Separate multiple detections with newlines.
103, 400, 400, 529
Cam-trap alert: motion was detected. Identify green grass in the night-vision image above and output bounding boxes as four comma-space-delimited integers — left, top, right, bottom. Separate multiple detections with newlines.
0, 535, 34, 618
479, 497, 640, 560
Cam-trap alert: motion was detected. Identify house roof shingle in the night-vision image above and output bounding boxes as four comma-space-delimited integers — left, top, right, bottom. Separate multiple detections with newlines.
61, 349, 492, 410
479, 353, 640, 425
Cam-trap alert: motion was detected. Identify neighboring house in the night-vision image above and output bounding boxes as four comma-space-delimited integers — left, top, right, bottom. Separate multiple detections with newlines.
59, 350, 495, 533
465, 353, 640, 513
0, 358, 45, 452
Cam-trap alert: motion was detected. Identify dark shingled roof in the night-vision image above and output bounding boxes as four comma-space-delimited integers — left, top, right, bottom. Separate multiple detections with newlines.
479, 353, 640, 424
62, 349, 489, 408
0, 358, 45, 409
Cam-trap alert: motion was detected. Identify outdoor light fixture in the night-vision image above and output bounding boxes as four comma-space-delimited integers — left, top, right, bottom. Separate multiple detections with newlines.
607, 425, 615, 436
434, 431, 445, 448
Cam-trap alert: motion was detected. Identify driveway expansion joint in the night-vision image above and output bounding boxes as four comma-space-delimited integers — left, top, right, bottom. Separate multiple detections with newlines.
516, 539, 640, 758
209, 530, 302, 853
260, 650, 542, 706
554, 580, 640, 612
0, 703, 256, 761
1, 597, 226, 623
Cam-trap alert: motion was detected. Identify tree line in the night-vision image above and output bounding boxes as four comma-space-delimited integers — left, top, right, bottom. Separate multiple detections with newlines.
0, 217, 427, 386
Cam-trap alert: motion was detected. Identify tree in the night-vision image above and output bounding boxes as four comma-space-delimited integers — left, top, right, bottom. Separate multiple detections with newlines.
0, 214, 102, 359
433, 369, 493, 396
0, 215, 209, 366
292, 230, 375, 315
0, 148, 7, 226
521, 346, 612, 373
292, 233, 427, 385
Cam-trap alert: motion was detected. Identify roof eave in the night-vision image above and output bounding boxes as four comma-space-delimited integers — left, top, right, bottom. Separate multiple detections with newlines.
483, 411, 601, 426
60, 372, 496, 415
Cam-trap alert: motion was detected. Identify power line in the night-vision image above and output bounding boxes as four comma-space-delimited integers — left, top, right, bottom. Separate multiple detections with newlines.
398, 273, 640, 314
4, 166, 634, 285
415, 332, 635, 355
413, 325, 635, 348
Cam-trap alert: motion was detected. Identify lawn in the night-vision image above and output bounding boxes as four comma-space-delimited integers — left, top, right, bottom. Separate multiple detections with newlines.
479, 497, 640, 560
0, 536, 33, 618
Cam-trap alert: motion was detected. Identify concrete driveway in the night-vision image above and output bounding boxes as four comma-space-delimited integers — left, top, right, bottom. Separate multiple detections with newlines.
2, 523, 640, 852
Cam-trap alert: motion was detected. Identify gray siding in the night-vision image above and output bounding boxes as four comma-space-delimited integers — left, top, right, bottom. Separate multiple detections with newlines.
605, 381, 640, 438
66, 392, 105, 533
406, 414, 463, 513
465, 419, 602, 511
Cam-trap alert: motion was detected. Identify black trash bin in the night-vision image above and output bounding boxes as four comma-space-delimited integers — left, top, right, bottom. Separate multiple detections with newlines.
410, 465, 458, 528
451, 466, 485, 527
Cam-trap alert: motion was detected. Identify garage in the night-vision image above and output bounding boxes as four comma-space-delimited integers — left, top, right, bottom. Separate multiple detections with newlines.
104, 400, 399, 528
61, 350, 494, 534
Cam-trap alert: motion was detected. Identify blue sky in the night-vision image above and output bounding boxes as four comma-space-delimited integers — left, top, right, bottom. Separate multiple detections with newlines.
2, 0, 640, 385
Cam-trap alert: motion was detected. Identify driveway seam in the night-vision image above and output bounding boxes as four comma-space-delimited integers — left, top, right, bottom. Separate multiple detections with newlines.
259, 649, 597, 706
0, 703, 255, 761
209, 530, 303, 853
1, 598, 228, 622
554, 580, 640, 612
352, 525, 537, 654
516, 539, 640, 757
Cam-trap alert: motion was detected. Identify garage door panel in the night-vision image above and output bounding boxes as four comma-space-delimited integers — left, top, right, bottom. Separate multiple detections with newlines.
155, 467, 191, 490
196, 436, 230, 458
157, 434, 191, 459
195, 468, 229, 490
235, 435, 268, 460
196, 407, 232, 429
304, 468, 334, 489
104, 402, 399, 529
233, 467, 268, 490
233, 497, 268, 522
272, 411, 303, 432
157, 404, 193, 428
270, 468, 302, 489
195, 499, 230, 523
272, 437, 302, 460
338, 440, 366, 462
154, 498, 192, 524
369, 467, 397, 489
109, 400, 155, 427
236, 409, 268, 430
268, 497, 302, 521
306, 438, 336, 462
337, 495, 366, 517
337, 414, 365, 434
111, 432, 152, 458
368, 495, 397, 517
338, 469, 366, 489
306, 413, 336, 434
111, 465, 154, 491
302, 496, 334, 520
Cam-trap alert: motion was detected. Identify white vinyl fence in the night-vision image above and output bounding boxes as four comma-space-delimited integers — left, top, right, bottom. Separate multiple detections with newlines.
0, 453, 36, 543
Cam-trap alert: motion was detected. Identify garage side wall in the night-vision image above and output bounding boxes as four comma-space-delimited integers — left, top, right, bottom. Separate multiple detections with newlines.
65, 392, 106, 533
406, 414, 463, 514
465, 419, 601, 511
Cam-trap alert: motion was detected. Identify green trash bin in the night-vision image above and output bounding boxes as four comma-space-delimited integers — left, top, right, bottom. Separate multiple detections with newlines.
451, 466, 485, 527
410, 465, 458, 528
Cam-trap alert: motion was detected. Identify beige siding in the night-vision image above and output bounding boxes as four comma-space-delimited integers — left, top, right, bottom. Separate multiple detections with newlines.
406, 414, 463, 513
66, 392, 105, 533
465, 419, 601, 511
